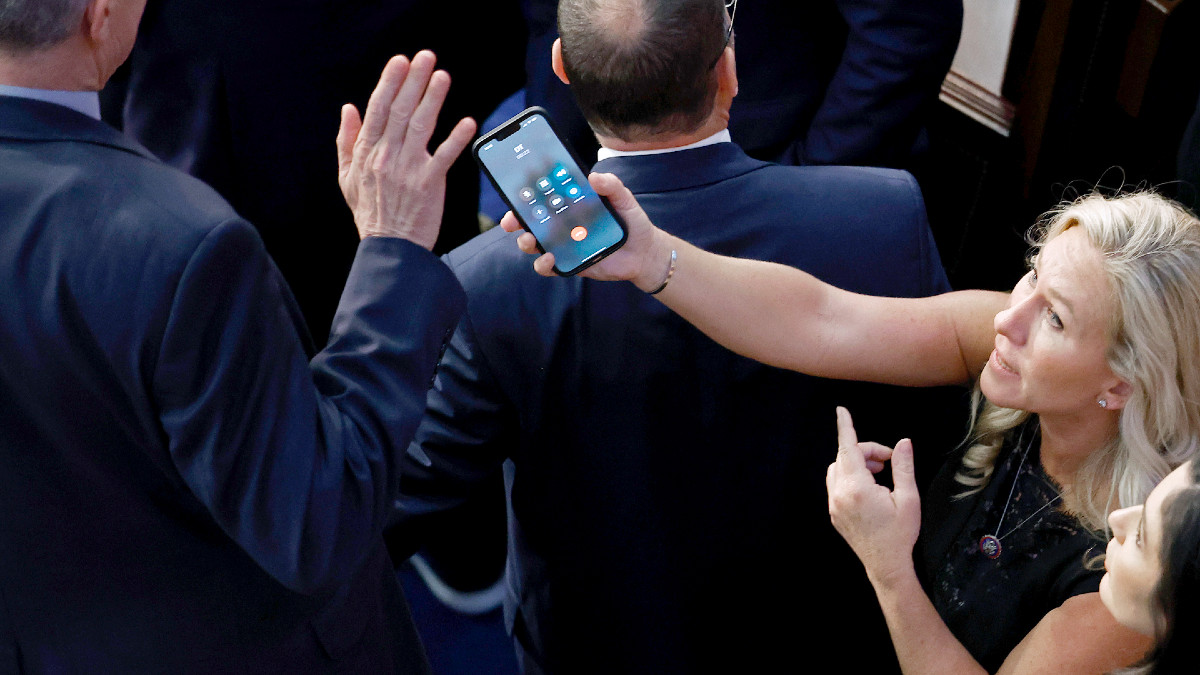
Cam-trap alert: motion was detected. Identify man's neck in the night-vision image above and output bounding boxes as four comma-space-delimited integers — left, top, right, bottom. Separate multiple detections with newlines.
0, 41, 102, 91
596, 116, 728, 153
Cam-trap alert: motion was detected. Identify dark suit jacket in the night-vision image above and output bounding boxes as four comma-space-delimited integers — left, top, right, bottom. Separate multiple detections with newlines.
0, 95, 464, 672
394, 142, 966, 673
104, 0, 526, 343
524, 0, 963, 170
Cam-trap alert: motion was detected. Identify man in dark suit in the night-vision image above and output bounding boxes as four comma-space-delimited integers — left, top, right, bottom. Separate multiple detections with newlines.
0, 0, 475, 668
524, 0, 962, 172
389, 0, 965, 672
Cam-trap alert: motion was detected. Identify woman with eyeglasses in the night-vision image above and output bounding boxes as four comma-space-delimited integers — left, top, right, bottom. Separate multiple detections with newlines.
498, 176, 1200, 672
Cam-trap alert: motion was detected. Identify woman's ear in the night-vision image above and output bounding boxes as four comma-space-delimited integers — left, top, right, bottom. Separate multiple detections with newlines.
1100, 380, 1134, 411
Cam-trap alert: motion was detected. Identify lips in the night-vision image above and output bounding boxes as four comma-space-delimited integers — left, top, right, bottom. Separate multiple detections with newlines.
990, 349, 1018, 376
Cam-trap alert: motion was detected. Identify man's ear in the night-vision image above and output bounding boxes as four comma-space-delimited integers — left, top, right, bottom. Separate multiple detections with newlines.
551, 38, 570, 85
82, 0, 113, 45
717, 46, 738, 99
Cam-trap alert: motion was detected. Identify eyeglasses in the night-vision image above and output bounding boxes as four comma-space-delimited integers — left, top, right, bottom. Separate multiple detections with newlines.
709, 0, 738, 70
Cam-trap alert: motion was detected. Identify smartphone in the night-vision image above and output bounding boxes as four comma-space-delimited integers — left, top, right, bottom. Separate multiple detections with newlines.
472, 106, 628, 275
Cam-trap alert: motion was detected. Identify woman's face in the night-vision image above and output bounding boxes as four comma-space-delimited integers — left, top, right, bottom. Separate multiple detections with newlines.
1100, 462, 1193, 635
979, 227, 1122, 417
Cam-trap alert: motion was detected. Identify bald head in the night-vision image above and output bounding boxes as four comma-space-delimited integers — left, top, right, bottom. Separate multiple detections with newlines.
557, 0, 728, 141
588, 0, 650, 42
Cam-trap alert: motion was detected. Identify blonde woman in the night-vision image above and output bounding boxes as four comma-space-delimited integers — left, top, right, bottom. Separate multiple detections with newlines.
501, 177, 1200, 673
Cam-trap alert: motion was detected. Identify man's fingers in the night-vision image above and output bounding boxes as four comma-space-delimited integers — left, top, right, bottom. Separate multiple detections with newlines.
405, 68, 453, 157
835, 406, 867, 473
336, 104, 362, 180
385, 50, 438, 145
431, 116, 478, 175
359, 55, 409, 149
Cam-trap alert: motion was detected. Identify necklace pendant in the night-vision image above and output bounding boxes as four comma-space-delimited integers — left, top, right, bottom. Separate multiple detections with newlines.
979, 534, 1002, 559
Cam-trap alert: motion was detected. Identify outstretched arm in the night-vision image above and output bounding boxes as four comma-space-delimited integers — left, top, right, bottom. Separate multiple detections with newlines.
501, 172, 1005, 387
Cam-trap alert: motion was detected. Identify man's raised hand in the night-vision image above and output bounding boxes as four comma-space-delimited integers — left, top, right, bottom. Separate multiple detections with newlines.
336, 51, 477, 249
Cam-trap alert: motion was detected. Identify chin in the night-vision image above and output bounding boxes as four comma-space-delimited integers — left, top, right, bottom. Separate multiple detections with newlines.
978, 371, 1018, 410
1099, 573, 1113, 607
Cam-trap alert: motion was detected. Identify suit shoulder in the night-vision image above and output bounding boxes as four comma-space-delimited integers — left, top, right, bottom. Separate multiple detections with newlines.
57, 142, 258, 255
3, 139, 272, 302
104, 147, 244, 236
755, 163, 925, 212
443, 226, 542, 289
763, 164, 920, 193
439, 226, 577, 328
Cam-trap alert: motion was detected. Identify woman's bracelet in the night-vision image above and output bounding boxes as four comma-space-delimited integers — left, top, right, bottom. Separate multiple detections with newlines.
647, 248, 677, 295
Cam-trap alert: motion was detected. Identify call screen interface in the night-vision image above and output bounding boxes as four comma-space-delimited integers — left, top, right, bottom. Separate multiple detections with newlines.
476, 113, 625, 273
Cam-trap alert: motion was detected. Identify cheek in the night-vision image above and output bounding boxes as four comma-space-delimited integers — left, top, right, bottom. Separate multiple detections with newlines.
1099, 572, 1114, 608
1099, 572, 1129, 629
1028, 342, 1101, 395
1108, 557, 1162, 634
1100, 564, 1136, 622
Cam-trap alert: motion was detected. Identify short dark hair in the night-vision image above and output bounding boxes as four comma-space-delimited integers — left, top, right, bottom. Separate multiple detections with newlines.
0, 0, 89, 51
557, 0, 727, 140
1139, 461, 1200, 673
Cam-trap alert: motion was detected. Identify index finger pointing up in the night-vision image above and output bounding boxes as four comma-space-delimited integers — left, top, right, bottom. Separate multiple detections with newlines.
835, 406, 867, 474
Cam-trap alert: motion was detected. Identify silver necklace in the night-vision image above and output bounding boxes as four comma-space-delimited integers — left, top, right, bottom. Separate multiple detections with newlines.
978, 432, 1063, 560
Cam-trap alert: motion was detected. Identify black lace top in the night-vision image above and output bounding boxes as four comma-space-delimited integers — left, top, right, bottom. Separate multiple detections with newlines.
915, 423, 1105, 673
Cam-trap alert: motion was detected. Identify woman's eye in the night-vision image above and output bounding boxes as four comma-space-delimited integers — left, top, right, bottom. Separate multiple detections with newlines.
1029, 269, 1038, 286
1046, 307, 1063, 329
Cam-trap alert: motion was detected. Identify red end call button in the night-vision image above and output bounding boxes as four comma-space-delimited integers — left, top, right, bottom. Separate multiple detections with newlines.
570, 226, 588, 241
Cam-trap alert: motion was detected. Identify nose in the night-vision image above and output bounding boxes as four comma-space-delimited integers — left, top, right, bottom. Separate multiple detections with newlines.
1108, 505, 1140, 542
994, 295, 1032, 346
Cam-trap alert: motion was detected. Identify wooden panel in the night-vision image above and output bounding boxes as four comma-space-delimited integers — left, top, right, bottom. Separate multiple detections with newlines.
1117, 0, 1185, 117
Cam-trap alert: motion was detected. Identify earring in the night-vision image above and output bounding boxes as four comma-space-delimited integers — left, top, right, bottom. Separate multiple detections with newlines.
1098, 398, 1108, 409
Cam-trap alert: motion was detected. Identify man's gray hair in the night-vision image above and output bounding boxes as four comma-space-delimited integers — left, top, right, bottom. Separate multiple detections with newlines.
0, 0, 91, 51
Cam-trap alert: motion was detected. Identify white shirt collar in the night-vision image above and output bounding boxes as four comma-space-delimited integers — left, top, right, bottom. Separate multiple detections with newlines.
0, 85, 102, 120
596, 128, 731, 162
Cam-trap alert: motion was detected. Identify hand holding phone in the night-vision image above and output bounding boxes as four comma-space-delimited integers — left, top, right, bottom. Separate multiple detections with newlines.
472, 106, 627, 275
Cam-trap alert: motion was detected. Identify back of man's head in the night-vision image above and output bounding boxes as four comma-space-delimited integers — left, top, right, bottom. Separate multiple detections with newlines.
0, 0, 89, 52
558, 0, 727, 141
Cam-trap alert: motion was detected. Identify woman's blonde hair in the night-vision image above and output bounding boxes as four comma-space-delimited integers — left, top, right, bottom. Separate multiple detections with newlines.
956, 190, 1200, 532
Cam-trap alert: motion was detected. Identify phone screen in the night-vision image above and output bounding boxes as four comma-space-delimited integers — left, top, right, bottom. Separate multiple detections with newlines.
474, 108, 627, 275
